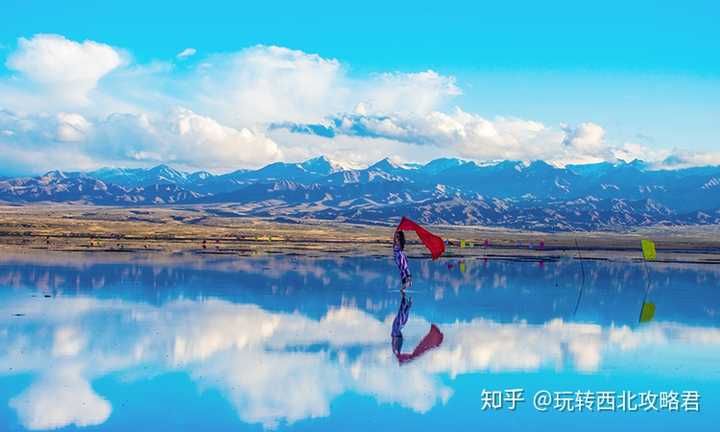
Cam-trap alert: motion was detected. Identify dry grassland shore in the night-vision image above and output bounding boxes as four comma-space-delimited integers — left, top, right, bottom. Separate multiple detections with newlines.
1, 204, 720, 264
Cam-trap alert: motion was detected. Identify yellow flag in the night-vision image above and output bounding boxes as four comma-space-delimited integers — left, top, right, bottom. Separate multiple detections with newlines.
460, 240, 466, 248
641, 239, 656, 261
639, 302, 656, 323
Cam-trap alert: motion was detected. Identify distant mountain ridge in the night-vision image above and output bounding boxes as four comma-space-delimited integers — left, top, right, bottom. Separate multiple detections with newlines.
2, 156, 720, 231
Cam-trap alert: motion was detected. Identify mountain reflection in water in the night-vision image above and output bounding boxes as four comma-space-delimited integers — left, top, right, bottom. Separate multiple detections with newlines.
0, 252, 718, 430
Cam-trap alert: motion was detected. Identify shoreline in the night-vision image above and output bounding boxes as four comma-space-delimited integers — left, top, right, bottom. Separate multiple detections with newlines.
1, 205, 720, 264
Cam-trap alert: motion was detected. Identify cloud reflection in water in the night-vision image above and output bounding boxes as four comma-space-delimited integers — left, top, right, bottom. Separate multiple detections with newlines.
1, 294, 719, 429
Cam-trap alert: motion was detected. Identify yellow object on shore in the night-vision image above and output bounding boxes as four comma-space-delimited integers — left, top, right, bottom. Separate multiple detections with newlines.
641, 239, 656, 261
640, 302, 656, 322
460, 240, 466, 248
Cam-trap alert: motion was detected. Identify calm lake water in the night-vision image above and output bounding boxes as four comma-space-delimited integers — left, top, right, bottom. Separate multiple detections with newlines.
0, 251, 718, 431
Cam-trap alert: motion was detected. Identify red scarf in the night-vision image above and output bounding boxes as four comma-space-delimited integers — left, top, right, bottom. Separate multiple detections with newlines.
396, 324, 444, 364
396, 216, 445, 260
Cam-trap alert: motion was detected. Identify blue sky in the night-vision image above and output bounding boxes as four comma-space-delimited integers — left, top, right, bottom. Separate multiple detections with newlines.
0, 0, 718, 174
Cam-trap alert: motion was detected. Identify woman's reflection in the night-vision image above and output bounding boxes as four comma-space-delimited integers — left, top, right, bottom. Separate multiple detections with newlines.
391, 291, 444, 364
391, 291, 412, 357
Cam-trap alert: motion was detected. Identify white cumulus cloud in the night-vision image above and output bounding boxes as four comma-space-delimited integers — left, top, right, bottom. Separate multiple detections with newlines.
562, 122, 608, 158
0, 107, 282, 172
5, 34, 124, 105
359, 70, 461, 115
191, 45, 347, 125
187, 45, 461, 127
273, 110, 618, 165
91, 107, 282, 169
0, 33, 716, 172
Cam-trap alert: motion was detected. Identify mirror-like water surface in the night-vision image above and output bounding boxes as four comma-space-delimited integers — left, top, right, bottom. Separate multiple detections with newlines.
0, 252, 718, 430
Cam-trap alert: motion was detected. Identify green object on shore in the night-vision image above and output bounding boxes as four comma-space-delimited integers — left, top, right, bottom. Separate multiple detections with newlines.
641, 239, 656, 261
640, 302, 656, 323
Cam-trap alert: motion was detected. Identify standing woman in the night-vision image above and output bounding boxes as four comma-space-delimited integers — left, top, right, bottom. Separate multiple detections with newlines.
393, 230, 412, 290
391, 229, 412, 359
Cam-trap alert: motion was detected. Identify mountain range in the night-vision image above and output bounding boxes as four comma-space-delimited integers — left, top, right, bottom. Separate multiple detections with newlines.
2, 156, 720, 231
